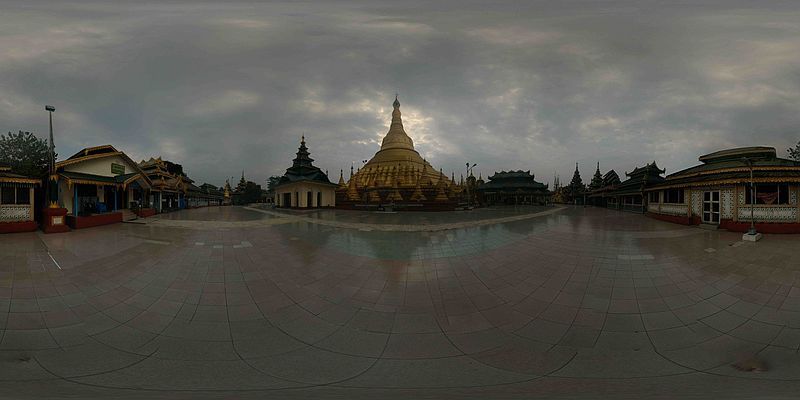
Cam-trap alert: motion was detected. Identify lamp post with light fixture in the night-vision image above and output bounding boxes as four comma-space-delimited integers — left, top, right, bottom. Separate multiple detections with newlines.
741, 157, 762, 241
44, 105, 61, 209
41, 105, 69, 233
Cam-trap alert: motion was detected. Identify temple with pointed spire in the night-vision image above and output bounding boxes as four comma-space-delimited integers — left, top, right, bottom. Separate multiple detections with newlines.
335, 96, 457, 211
274, 136, 338, 208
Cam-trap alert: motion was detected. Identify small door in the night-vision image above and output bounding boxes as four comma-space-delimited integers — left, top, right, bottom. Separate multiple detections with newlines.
702, 191, 720, 224
306, 191, 313, 208
282, 193, 291, 207
317, 192, 322, 208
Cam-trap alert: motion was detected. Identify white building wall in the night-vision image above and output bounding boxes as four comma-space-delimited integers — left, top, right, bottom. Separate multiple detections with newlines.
656, 184, 799, 223
63, 154, 133, 177
58, 180, 73, 214
275, 182, 336, 208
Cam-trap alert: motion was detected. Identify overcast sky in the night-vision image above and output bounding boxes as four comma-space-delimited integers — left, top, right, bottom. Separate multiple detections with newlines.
2, 1, 799, 187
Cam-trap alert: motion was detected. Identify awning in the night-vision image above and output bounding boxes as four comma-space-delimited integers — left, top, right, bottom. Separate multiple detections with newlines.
60, 171, 148, 189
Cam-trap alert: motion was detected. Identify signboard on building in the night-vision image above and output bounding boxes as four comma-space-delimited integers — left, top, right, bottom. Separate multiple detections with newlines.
111, 163, 125, 175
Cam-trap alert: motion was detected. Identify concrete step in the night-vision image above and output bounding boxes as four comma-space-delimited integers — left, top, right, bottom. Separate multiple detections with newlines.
120, 209, 138, 221
698, 223, 718, 230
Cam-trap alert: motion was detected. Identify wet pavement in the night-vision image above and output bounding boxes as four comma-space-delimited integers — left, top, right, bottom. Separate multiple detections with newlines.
265, 205, 553, 225
1, 206, 799, 399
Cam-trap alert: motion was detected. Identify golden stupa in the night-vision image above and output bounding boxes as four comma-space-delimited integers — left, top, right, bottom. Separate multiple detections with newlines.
336, 96, 457, 210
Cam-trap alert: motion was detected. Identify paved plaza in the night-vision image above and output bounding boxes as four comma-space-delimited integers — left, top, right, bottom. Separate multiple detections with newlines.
1, 206, 800, 399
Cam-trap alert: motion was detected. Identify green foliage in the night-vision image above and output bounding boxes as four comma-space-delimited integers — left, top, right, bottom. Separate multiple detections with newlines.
266, 175, 281, 192
788, 141, 800, 161
234, 181, 263, 205
0, 131, 53, 177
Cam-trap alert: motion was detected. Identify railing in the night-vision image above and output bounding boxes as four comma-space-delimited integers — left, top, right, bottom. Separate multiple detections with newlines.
656, 203, 689, 216
0, 204, 33, 222
737, 206, 798, 222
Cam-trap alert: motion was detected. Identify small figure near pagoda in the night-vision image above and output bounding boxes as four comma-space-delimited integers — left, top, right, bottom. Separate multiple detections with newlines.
274, 136, 337, 208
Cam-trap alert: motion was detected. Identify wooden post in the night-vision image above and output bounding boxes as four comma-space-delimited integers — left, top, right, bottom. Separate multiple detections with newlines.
686, 188, 692, 218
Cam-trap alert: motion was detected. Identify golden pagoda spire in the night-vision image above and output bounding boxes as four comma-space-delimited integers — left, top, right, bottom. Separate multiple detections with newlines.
380, 95, 415, 151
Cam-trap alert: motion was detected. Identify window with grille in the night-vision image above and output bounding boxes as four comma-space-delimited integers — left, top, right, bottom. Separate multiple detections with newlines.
663, 189, 685, 204
745, 184, 789, 205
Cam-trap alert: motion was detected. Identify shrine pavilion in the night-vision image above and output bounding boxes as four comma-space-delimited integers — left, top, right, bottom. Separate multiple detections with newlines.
587, 169, 621, 207
139, 157, 191, 212
476, 170, 550, 205
56, 145, 153, 228
595, 162, 665, 213
274, 136, 337, 208
336, 96, 456, 211
644, 147, 800, 233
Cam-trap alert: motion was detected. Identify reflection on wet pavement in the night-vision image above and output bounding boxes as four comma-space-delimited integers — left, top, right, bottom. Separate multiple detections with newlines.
1, 205, 799, 399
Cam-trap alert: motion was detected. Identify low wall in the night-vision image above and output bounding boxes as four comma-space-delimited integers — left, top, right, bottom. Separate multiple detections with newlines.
67, 212, 122, 229
648, 211, 799, 233
647, 212, 694, 225
0, 220, 38, 234
719, 220, 800, 234
136, 208, 156, 218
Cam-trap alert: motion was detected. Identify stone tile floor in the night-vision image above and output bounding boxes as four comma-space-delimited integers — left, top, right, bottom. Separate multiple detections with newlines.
1, 206, 799, 399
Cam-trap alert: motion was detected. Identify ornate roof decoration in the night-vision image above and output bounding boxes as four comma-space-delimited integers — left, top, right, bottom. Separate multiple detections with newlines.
647, 146, 800, 190
277, 136, 335, 187
479, 169, 548, 191
602, 169, 621, 187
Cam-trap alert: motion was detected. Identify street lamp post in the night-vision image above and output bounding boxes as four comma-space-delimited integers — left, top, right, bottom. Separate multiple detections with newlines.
465, 162, 477, 209
44, 105, 58, 208
741, 157, 761, 241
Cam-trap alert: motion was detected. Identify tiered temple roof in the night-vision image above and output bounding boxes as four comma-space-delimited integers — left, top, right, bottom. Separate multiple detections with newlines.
479, 170, 548, 190
610, 161, 665, 196
649, 147, 800, 189
276, 136, 335, 186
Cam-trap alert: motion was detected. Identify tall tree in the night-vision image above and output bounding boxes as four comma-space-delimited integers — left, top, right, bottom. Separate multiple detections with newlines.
234, 181, 263, 205
0, 131, 53, 177
788, 141, 800, 161
266, 175, 282, 193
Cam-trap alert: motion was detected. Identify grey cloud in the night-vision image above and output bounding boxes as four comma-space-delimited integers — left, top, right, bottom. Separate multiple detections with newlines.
1, 1, 799, 187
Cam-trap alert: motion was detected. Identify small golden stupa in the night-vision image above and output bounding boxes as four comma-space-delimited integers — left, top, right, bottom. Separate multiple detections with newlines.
336, 96, 457, 210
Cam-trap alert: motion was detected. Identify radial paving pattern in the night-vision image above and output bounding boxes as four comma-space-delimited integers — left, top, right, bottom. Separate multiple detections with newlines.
1, 206, 799, 399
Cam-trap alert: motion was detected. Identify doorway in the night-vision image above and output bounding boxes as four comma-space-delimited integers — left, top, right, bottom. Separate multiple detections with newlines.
702, 191, 720, 224
306, 191, 313, 208
282, 193, 291, 208
317, 192, 322, 208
